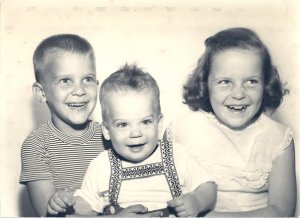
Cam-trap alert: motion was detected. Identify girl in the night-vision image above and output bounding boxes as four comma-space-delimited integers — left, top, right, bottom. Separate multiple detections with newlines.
164, 27, 296, 216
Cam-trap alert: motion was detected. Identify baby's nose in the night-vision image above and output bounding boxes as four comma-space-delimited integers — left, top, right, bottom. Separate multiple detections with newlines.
129, 126, 142, 138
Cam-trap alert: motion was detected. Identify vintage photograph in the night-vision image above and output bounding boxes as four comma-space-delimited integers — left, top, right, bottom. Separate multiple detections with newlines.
0, 0, 299, 216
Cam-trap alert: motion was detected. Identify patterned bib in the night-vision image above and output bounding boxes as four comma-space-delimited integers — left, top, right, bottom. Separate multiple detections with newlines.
107, 140, 182, 205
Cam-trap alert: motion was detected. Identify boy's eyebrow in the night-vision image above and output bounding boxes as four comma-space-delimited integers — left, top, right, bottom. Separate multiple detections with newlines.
143, 114, 155, 119
53, 72, 96, 79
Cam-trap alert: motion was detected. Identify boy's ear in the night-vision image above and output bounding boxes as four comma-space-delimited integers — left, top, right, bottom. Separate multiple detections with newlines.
32, 82, 46, 103
101, 121, 111, 140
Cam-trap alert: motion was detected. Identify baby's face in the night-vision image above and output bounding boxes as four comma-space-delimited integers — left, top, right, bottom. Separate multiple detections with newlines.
39, 51, 98, 133
208, 48, 264, 130
102, 90, 163, 163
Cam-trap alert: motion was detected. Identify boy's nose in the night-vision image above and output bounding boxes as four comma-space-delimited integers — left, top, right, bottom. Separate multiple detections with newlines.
72, 83, 86, 96
231, 85, 246, 100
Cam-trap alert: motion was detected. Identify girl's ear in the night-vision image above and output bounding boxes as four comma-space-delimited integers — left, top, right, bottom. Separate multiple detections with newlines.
101, 121, 111, 140
32, 82, 46, 103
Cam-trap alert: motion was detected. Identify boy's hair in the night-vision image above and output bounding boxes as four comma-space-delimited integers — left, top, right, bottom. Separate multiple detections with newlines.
183, 27, 288, 113
33, 34, 95, 82
100, 64, 161, 120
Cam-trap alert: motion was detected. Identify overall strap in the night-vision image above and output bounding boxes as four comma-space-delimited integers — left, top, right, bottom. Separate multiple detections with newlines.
108, 149, 122, 205
161, 140, 182, 198
107, 141, 182, 205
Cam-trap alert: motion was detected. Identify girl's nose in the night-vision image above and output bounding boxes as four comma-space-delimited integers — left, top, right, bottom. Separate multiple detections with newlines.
231, 85, 245, 100
129, 126, 142, 138
72, 83, 86, 96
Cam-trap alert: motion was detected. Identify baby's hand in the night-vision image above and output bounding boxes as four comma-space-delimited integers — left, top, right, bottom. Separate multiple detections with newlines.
167, 193, 199, 217
47, 188, 75, 215
116, 204, 163, 217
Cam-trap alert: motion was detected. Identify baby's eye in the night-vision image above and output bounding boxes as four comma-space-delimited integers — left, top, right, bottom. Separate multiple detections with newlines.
59, 78, 71, 85
116, 122, 128, 128
142, 119, 153, 125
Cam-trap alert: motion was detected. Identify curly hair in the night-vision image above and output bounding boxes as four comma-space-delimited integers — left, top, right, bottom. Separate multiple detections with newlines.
100, 64, 161, 120
183, 27, 288, 113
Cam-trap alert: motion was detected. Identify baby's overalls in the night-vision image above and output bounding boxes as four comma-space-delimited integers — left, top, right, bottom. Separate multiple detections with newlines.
103, 140, 182, 216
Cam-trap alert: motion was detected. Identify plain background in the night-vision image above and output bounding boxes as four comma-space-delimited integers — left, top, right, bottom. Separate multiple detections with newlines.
0, 0, 299, 216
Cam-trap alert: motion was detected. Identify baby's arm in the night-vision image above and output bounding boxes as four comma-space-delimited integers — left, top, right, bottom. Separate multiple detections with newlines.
208, 140, 297, 217
167, 182, 216, 217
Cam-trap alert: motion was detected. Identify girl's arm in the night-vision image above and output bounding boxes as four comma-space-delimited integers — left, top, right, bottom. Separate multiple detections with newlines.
207, 140, 297, 217
27, 180, 55, 216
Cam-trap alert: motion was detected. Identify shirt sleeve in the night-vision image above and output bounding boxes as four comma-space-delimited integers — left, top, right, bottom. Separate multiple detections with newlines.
173, 142, 214, 192
20, 133, 52, 184
74, 152, 110, 213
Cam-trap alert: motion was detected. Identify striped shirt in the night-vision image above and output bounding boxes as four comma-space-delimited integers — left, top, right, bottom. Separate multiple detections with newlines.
20, 120, 105, 191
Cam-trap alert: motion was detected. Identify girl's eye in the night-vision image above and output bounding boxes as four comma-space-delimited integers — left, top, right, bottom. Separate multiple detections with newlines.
218, 80, 231, 86
116, 122, 128, 128
142, 119, 153, 125
245, 80, 259, 87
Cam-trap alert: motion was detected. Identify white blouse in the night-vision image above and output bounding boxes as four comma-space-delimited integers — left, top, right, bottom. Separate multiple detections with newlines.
166, 111, 293, 212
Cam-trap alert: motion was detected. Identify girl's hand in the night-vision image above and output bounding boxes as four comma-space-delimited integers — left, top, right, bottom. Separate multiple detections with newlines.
167, 193, 200, 217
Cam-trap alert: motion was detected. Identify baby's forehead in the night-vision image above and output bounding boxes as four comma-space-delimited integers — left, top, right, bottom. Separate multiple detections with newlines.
103, 89, 159, 106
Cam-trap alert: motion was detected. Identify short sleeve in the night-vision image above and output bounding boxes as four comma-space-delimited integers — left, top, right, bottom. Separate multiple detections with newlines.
173, 143, 214, 192
273, 127, 293, 160
20, 133, 52, 183
74, 152, 111, 213
164, 122, 175, 144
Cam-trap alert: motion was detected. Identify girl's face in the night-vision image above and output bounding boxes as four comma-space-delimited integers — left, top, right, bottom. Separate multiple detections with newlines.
208, 48, 264, 130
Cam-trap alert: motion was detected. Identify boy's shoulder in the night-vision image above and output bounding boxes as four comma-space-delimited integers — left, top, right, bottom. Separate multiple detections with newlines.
25, 120, 52, 139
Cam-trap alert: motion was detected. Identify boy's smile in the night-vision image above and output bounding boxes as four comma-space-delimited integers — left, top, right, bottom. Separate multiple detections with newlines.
208, 48, 264, 130
102, 90, 163, 163
37, 51, 98, 135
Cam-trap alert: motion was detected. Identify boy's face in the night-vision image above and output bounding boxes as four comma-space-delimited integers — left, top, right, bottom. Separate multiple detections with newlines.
102, 90, 163, 163
36, 51, 98, 134
208, 48, 264, 130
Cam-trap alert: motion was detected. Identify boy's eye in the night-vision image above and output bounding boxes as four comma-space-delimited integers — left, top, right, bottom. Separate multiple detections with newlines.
116, 122, 128, 128
142, 119, 153, 125
84, 77, 96, 83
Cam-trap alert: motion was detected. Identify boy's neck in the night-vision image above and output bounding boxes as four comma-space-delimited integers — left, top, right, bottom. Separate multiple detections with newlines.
51, 118, 91, 136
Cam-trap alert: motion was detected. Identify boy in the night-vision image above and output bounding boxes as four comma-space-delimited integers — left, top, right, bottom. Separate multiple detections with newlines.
19, 34, 105, 216
60, 64, 216, 216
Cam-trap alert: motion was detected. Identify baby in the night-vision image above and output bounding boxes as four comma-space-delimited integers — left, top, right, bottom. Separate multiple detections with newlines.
69, 64, 216, 216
